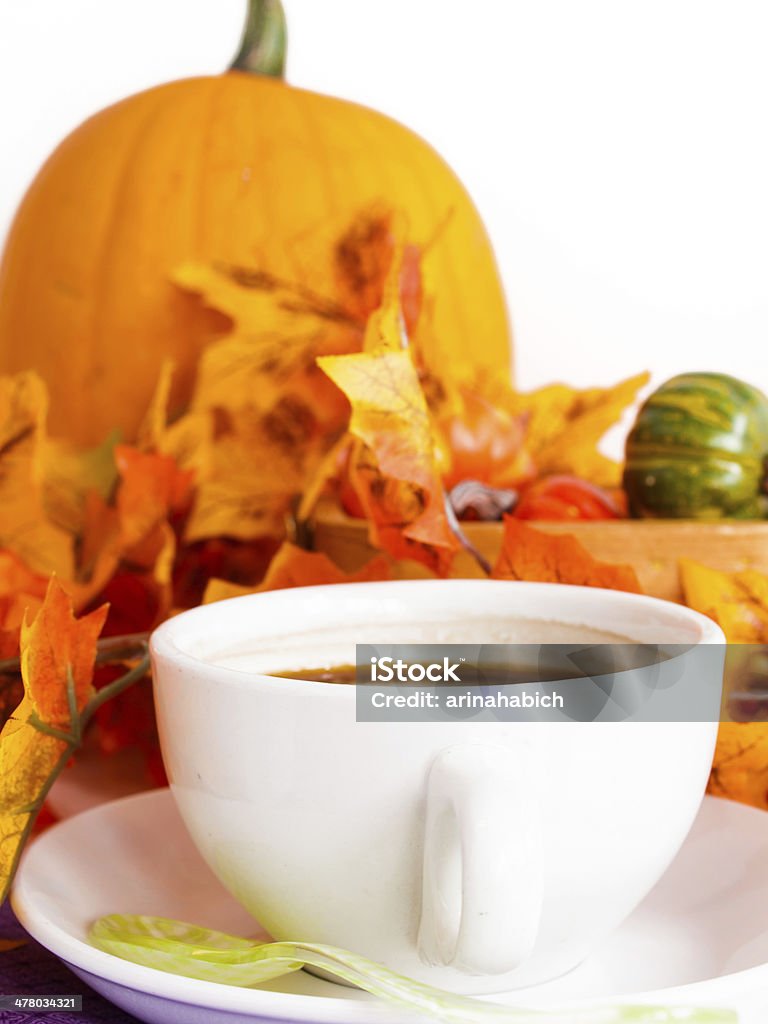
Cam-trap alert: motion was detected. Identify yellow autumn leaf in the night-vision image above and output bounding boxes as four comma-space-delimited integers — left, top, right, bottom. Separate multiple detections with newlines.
292, 246, 414, 527
174, 262, 358, 424
183, 407, 317, 543
135, 366, 211, 491
358, 240, 409, 354
295, 436, 352, 524
0, 373, 74, 578
136, 359, 175, 452
680, 559, 768, 643
159, 410, 213, 480
42, 431, 119, 537
507, 372, 650, 487
170, 261, 357, 544
168, 208, 431, 547
708, 722, 768, 810
678, 559, 768, 810
0, 579, 108, 902
318, 305, 459, 575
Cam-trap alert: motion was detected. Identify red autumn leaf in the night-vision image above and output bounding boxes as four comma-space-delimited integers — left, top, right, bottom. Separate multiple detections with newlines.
94, 572, 163, 638
172, 537, 280, 609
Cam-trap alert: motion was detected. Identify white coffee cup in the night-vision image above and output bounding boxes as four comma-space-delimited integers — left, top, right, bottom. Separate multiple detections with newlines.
150, 579, 725, 994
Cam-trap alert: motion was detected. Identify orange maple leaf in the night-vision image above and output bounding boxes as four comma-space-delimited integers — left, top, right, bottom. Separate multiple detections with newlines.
492, 519, 642, 592
72, 445, 195, 633
115, 445, 194, 550
20, 578, 108, 722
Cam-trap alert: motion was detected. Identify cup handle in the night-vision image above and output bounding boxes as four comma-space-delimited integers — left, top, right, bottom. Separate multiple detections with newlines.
417, 743, 543, 976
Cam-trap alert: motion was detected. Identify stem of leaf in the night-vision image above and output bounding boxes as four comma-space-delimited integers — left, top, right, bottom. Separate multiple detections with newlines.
80, 650, 151, 728
0, 632, 150, 681
66, 668, 81, 746
443, 494, 492, 576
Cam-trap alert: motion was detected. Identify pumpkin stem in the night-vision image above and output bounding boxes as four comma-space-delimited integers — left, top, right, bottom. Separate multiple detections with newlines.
230, 0, 287, 78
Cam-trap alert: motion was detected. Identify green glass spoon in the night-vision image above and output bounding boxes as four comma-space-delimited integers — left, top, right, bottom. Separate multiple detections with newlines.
89, 914, 736, 1024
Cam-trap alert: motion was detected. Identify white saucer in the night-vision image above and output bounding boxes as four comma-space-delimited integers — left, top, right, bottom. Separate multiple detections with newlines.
12, 789, 768, 1023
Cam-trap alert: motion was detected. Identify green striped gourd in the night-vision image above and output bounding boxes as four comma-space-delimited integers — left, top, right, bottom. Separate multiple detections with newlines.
624, 372, 768, 519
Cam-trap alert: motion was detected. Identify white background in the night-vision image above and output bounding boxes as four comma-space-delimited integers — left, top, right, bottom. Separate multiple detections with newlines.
1, 0, 767, 396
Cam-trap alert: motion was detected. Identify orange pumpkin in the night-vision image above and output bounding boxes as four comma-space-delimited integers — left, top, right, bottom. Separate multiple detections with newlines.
0, 0, 512, 445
